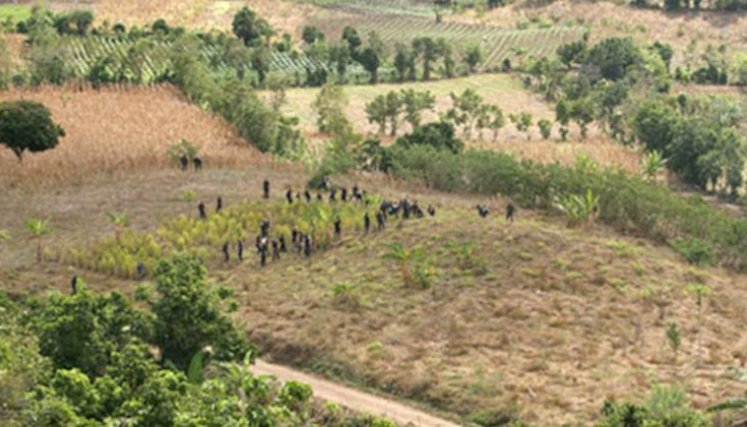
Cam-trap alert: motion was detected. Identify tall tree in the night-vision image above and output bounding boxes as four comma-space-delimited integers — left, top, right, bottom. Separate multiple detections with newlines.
401, 89, 436, 129
232, 7, 273, 47
0, 100, 65, 161
341, 26, 362, 56
357, 47, 381, 84
463, 44, 483, 74
413, 37, 439, 81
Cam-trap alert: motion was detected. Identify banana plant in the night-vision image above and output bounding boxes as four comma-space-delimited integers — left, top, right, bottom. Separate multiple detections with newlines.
25, 218, 53, 262
106, 212, 129, 243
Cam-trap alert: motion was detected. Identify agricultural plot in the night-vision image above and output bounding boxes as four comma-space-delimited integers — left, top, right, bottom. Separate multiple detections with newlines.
61, 36, 332, 83
57, 199, 373, 279
311, 13, 585, 70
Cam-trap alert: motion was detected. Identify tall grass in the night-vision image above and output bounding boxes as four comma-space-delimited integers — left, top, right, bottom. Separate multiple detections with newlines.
0, 84, 263, 188
388, 145, 747, 270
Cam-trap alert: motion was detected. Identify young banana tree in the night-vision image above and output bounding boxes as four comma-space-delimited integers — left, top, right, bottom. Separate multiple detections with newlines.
25, 218, 53, 262
641, 150, 667, 182
106, 212, 129, 242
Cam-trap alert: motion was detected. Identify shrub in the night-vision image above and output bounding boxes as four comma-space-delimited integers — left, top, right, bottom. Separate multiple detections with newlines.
394, 121, 463, 154
0, 100, 65, 161
671, 238, 712, 266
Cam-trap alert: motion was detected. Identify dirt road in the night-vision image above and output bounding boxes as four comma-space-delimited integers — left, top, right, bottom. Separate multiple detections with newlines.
252, 359, 462, 427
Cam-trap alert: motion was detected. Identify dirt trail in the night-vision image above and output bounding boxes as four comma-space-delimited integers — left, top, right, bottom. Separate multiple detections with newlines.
252, 359, 462, 427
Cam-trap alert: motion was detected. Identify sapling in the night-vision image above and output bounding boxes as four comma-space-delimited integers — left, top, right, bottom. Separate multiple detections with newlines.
687, 284, 711, 366
666, 322, 681, 363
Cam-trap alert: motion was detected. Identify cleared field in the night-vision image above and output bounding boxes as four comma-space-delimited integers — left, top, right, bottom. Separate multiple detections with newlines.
3, 167, 745, 425
0, 84, 263, 188
273, 73, 642, 171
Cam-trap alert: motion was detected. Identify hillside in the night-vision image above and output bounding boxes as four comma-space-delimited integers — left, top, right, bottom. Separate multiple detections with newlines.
0, 84, 263, 188
3, 167, 746, 425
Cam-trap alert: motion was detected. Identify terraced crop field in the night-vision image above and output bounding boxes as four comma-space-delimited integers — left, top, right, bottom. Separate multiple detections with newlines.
309, 11, 585, 70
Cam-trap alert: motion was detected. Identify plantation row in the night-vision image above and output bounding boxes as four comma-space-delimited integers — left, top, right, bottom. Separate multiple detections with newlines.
323, 0, 449, 17
62, 36, 334, 83
317, 15, 586, 69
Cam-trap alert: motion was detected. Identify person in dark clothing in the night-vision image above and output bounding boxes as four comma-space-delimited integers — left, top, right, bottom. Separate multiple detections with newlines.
70, 276, 79, 295
341, 187, 348, 202
272, 240, 280, 260
216, 197, 223, 213
198, 202, 207, 220
279, 235, 287, 252
260, 220, 270, 238
376, 211, 386, 231
179, 155, 189, 171
263, 178, 270, 199
304, 190, 311, 203
286, 189, 294, 204
334, 216, 342, 237
303, 235, 313, 257
427, 205, 436, 217
329, 189, 337, 202
506, 203, 516, 222
364, 212, 371, 234
193, 157, 203, 171
476, 205, 489, 218
237, 240, 244, 261
222, 242, 230, 262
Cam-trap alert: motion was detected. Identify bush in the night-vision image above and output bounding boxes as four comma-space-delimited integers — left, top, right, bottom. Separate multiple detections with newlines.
394, 121, 463, 154
671, 238, 712, 266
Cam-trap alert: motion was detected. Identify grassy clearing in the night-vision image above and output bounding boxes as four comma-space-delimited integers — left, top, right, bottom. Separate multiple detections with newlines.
2, 167, 746, 425
273, 73, 642, 171
0, 84, 263, 188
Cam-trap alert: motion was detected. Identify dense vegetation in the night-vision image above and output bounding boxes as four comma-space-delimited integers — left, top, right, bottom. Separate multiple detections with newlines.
0, 255, 396, 427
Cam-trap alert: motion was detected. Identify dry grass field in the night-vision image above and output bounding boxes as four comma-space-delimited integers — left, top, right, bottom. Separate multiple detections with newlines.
273, 73, 643, 172
2, 167, 746, 425
0, 84, 263, 188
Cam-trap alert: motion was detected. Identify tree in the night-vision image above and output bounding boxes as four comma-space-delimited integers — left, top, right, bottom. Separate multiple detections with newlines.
557, 40, 587, 68
633, 100, 680, 154
401, 89, 435, 129
538, 119, 552, 140
329, 44, 351, 84
556, 99, 571, 141
25, 217, 53, 262
150, 255, 251, 370
0, 100, 64, 161
463, 44, 483, 74
412, 37, 439, 81
509, 112, 533, 140
393, 43, 415, 82
250, 46, 271, 85
341, 26, 361, 55
585, 37, 640, 81
301, 25, 325, 45
570, 98, 594, 139
232, 7, 273, 47
436, 38, 455, 78
311, 83, 349, 135
395, 121, 463, 153
357, 47, 381, 84
447, 89, 483, 138
365, 95, 388, 135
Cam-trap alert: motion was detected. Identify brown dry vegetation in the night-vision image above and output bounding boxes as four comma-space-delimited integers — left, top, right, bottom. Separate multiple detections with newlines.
0, 84, 263, 188
57, 0, 319, 39
273, 73, 643, 172
2, 167, 746, 425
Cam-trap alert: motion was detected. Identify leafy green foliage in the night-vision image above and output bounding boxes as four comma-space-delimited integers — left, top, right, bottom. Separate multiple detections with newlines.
671, 238, 712, 266
0, 100, 64, 161
600, 384, 710, 427
666, 323, 682, 358
382, 243, 437, 289
394, 121, 463, 154
166, 139, 200, 164
231, 6, 273, 47
150, 254, 251, 370
585, 37, 640, 81
553, 189, 599, 227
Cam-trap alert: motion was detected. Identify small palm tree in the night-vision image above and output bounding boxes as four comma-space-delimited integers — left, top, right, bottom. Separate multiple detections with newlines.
106, 212, 129, 242
25, 218, 53, 262
641, 150, 666, 182
382, 243, 425, 287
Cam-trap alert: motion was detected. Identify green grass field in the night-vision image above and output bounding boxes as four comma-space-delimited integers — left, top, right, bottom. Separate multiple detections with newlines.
0, 4, 32, 21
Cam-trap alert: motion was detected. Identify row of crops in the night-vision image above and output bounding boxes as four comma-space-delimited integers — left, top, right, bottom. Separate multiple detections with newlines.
308, 0, 448, 18
314, 14, 586, 70
61, 36, 334, 84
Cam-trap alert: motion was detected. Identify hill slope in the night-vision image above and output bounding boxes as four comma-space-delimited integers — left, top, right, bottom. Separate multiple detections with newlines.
2, 167, 745, 425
